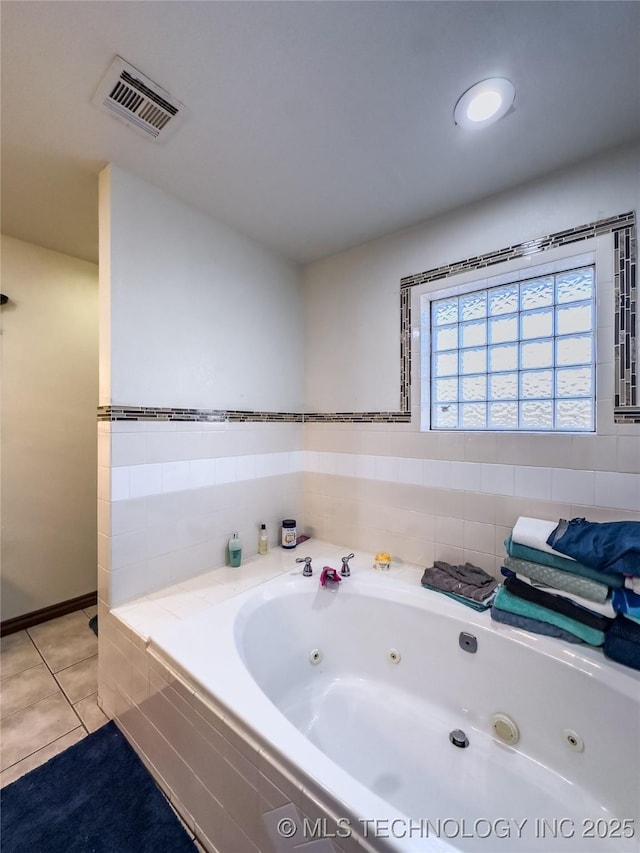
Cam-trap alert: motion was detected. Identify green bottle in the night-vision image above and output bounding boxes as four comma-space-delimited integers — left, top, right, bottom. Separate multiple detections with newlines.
228, 532, 242, 568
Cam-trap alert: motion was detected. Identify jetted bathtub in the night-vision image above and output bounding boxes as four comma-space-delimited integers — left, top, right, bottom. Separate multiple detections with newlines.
149, 557, 640, 852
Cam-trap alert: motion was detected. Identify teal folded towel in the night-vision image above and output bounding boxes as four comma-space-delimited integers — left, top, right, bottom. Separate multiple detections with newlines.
493, 586, 606, 646
504, 535, 623, 588
503, 555, 610, 603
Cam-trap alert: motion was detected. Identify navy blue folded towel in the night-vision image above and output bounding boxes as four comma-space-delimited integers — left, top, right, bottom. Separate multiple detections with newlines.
603, 615, 640, 671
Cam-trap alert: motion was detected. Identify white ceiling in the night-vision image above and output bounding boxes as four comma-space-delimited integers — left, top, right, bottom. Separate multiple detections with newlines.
2, 1, 639, 266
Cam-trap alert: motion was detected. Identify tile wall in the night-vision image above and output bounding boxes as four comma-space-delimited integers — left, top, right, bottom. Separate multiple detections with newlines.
97, 420, 304, 608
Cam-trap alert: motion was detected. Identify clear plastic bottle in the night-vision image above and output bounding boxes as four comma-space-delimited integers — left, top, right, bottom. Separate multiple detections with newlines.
258, 523, 268, 555
228, 532, 242, 567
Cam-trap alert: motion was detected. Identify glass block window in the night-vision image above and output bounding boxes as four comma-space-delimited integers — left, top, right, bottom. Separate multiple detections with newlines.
429, 266, 595, 431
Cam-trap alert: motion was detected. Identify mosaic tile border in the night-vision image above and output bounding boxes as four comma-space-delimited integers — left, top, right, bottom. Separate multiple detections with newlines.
97, 405, 409, 424
400, 210, 637, 424
97, 406, 303, 423
399, 211, 635, 290
99, 211, 636, 426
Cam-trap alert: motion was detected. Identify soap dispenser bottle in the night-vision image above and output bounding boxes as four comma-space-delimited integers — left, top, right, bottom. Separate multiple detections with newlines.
228, 532, 242, 568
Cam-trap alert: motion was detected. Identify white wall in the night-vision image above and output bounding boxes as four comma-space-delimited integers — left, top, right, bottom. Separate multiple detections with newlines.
302, 143, 640, 412
300, 144, 640, 574
1, 235, 98, 620
98, 166, 306, 607
100, 165, 303, 410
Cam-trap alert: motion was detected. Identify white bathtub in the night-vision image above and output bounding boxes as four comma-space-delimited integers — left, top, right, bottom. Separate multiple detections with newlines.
149, 556, 640, 852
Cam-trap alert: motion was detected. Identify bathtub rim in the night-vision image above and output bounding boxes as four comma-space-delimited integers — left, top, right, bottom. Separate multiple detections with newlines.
144, 565, 640, 853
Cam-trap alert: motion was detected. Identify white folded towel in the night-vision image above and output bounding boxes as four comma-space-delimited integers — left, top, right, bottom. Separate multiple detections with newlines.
511, 516, 576, 561
625, 577, 640, 594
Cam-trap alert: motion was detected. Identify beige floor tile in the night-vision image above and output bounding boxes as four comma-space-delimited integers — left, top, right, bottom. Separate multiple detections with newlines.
0, 663, 59, 719
73, 693, 109, 733
83, 605, 98, 619
0, 631, 42, 679
0, 691, 80, 771
55, 655, 98, 704
0, 726, 86, 788
28, 611, 98, 673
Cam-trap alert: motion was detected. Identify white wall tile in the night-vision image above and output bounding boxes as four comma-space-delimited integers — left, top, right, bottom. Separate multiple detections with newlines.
111, 530, 148, 571
450, 461, 481, 492
551, 468, 595, 505
162, 461, 191, 493
333, 452, 355, 478
480, 463, 514, 496
215, 457, 237, 485
398, 457, 423, 486
111, 498, 146, 536
374, 455, 398, 482
111, 432, 146, 467
111, 466, 131, 501
514, 466, 553, 500
354, 454, 376, 480
595, 472, 640, 511
190, 459, 216, 489
130, 463, 162, 499
423, 459, 450, 488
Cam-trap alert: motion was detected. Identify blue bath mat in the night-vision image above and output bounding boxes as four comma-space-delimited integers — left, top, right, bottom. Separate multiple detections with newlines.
0, 721, 196, 852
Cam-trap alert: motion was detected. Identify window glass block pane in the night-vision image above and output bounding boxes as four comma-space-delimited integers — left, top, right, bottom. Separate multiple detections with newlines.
521, 370, 553, 399
520, 277, 553, 310
488, 344, 518, 372
461, 374, 487, 401
489, 373, 518, 400
489, 401, 518, 429
460, 320, 486, 348
435, 378, 458, 402
556, 366, 593, 398
433, 351, 458, 377
432, 297, 458, 326
432, 403, 457, 429
460, 347, 487, 375
461, 403, 486, 429
521, 308, 553, 340
520, 400, 553, 430
556, 303, 593, 335
460, 291, 487, 321
556, 335, 593, 366
520, 339, 553, 369
556, 268, 594, 304
489, 315, 518, 344
434, 325, 458, 351
555, 399, 593, 430
489, 284, 518, 316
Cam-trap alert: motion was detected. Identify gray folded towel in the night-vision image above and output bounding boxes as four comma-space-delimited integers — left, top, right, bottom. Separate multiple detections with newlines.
422, 561, 498, 603
434, 560, 495, 587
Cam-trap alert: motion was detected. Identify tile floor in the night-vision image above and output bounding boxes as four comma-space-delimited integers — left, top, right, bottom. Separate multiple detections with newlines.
0, 606, 109, 787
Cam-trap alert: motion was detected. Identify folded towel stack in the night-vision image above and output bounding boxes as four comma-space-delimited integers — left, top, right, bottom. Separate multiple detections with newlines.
493, 516, 640, 666
421, 560, 498, 611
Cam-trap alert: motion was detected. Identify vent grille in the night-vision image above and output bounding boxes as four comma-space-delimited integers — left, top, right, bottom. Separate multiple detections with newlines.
92, 57, 185, 142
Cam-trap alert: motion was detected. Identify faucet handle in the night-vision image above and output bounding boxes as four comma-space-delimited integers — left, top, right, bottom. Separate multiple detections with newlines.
340, 553, 355, 577
296, 556, 313, 577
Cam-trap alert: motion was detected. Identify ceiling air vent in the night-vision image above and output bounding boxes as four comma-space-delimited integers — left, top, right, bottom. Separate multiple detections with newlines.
92, 56, 185, 142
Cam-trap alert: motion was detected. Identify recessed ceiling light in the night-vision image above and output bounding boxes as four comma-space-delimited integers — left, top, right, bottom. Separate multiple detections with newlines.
454, 78, 515, 129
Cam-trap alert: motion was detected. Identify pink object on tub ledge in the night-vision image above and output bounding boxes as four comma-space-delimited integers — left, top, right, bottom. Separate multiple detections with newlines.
319, 567, 341, 586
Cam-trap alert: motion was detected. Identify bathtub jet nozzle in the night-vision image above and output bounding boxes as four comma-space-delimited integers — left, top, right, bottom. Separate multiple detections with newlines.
449, 729, 469, 748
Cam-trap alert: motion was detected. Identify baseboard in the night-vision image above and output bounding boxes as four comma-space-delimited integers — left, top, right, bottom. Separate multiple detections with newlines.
1, 591, 98, 637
